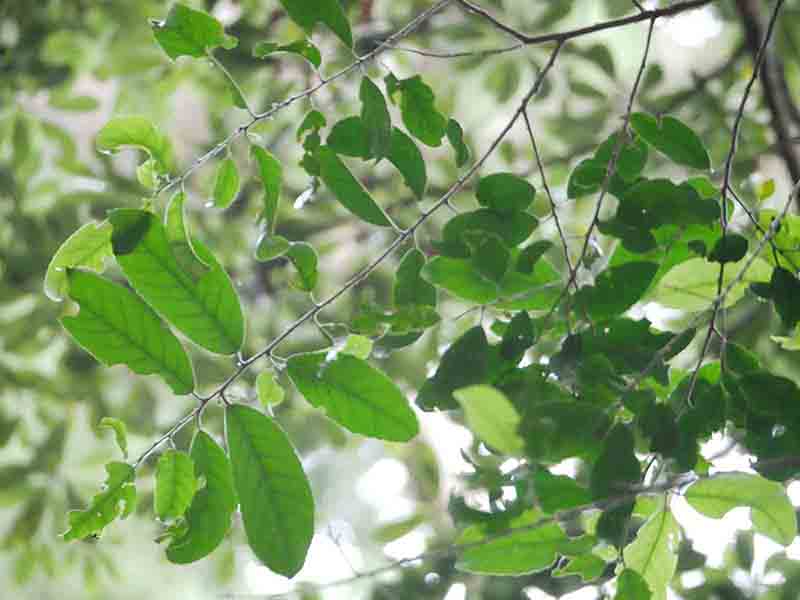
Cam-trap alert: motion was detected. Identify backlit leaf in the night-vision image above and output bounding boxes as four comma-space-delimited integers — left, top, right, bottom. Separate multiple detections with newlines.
45, 220, 113, 301
63, 462, 137, 541
151, 3, 237, 60
96, 116, 174, 173
155, 450, 196, 521
453, 385, 523, 455
212, 157, 240, 209
277, 0, 353, 48
623, 503, 680, 600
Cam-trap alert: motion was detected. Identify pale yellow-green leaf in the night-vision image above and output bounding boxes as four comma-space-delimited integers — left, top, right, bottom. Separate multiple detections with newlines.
45, 221, 113, 301
623, 502, 679, 600
256, 372, 285, 408
453, 385, 523, 455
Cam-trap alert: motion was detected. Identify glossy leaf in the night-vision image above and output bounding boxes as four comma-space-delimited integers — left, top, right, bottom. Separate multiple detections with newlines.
155, 450, 196, 521
623, 504, 679, 600
453, 385, 523, 455
96, 116, 173, 173
166, 431, 236, 564
225, 405, 314, 577
287, 352, 419, 441
109, 209, 245, 354
63, 462, 136, 541
151, 3, 237, 59
316, 146, 391, 227
277, 0, 352, 47
45, 220, 113, 301
630, 112, 710, 170
212, 157, 239, 209
61, 269, 195, 395
685, 473, 797, 545
476, 173, 535, 213
253, 39, 321, 67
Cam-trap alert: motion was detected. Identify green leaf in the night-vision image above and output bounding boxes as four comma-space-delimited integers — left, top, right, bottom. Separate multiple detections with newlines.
212, 157, 240, 209
476, 173, 535, 213
287, 242, 318, 291
442, 209, 538, 254
567, 158, 607, 199
287, 352, 419, 441
109, 209, 245, 355
422, 256, 498, 303
45, 221, 113, 301
685, 473, 797, 545
98, 417, 128, 459
534, 470, 591, 514
707, 233, 748, 264
225, 405, 314, 577
469, 233, 510, 283
327, 116, 370, 159
151, 3, 237, 60
615, 569, 652, 600
277, 0, 352, 48
623, 503, 680, 600
456, 509, 567, 575
591, 424, 640, 542
96, 116, 174, 173
453, 385, 523, 455
256, 372, 286, 407
575, 262, 658, 320
166, 431, 236, 564
762, 267, 800, 329
297, 110, 327, 145
630, 112, 710, 170
360, 77, 392, 162
617, 179, 718, 230
499, 310, 536, 362
386, 74, 447, 147
155, 449, 196, 521
341, 334, 374, 360
316, 146, 391, 227
63, 462, 137, 541
447, 118, 470, 167
417, 326, 489, 411
553, 553, 606, 582
61, 269, 195, 395
388, 127, 427, 200
595, 132, 648, 181
255, 234, 291, 262
251, 146, 283, 231
395, 249, 437, 308
253, 39, 321, 68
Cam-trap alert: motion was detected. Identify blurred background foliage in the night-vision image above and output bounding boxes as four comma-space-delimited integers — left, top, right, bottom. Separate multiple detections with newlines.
2, 0, 800, 598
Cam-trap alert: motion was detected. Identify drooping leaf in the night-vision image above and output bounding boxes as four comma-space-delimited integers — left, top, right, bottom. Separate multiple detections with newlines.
388, 127, 427, 200
253, 39, 321, 68
98, 417, 128, 459
685, 473, 797, 545
256, 372, 286, 408
109, 209, 245, 355
476, 173, 535, 213
287, 352, 419, 441
151, 3, 237, 60
155, 450, 196, 521
251, 146, 283, 231
255, 234, 291, 262
212, 157, 240, 209
96, 116, 174, 173
277, 0, 353, 48
287, 241, 318, 291
63, 462, 137, 541
623, 503, 680, 600
630, 112, 710, 170
446, 118, 471, 167
386, 74, 447, 147
225, 405, 314, 577
360, 77, 392, 161
166, 431, 236, 564
316, 146, 391, 227
453, 385, 524, 455
45, 221, 113, 301
61, 269, 195, 395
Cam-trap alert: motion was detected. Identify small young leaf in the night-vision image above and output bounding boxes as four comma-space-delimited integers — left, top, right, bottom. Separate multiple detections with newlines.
630, 112, 710, 170
386, 74, 447, 147
446, 118, 470, 167
476, 173, 535, 213
360, 77, 392, 161
226, 405, 314, 577
287, 352, 419, 441
251, 146, 283, 231
341, 334, 373, 360
623, 503, 679, 600
166, 431, 236, 564
277, 0, 353, 48
257, 372, 286, 408
155, 450, 196, 521
98, 417, 128, 459
316, 146, 391, 227
63, 462, 137, 541
212, 157, 240, 209
61, 270, 195, 395
45, 221, 113, 301
151, 3, 237, 60
453, 385, 523, 455
255, 234, 291, 262
96, 116, 174, 173
685, 473, 797, 545
253, 39, 321, 68
287, 242, 318, 291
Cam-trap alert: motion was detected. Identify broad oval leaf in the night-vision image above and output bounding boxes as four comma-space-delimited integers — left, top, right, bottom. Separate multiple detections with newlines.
109, 209, 245, 355
277, 0, 353, 48
575, 261, 658, 320
155, 449, 196, 521
45, 220, 113, 301
61, 269, 195, 395
453, 385, 523, 455
96, 116, 174, 173
630, 112, 710, 170
422, 256, 499, 304
226, 405, 314, 577
685, 473, 797, 545
623, 503, 679, 600
63, 462, 137, 541
287, 352, 419, 441
316, 146, 391, 227
616, 569, 652, 600
476, 173, 535, 213
166, 431, 236, 564
152, 3, 237, 60
387, 74, 448, 147
707, 233, 748, 264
